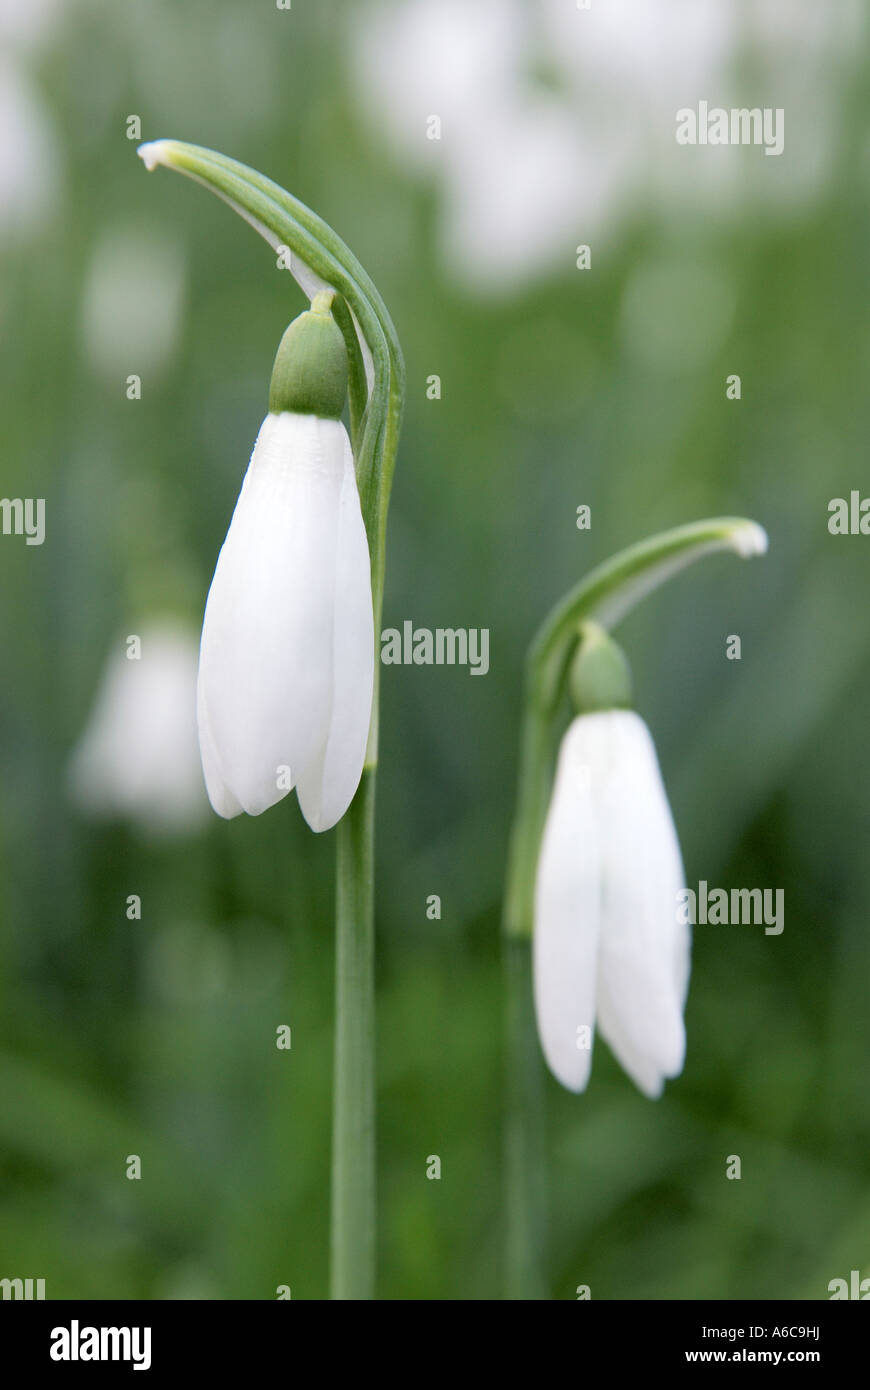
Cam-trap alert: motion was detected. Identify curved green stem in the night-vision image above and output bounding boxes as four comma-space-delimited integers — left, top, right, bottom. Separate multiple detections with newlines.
137, 141, 402, 557
140, 140, 405, 1300
530, 517, 767, 713
330, 294, 368, 452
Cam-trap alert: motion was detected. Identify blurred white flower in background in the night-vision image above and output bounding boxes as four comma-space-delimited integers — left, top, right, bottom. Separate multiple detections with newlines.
69, 620, 207, 836
0, 0, 67, 45
80, 225, 185, 381
352, 0, 864, 292
0, 0, 69, 242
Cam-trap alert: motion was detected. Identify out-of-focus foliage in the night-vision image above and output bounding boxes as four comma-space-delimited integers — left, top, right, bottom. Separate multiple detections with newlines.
1, 0, 868, 1299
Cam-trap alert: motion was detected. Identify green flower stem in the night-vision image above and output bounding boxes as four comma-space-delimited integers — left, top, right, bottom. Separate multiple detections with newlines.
503, 934, 548, 1300
333, 769, 376, 1300
503, 695, 553, 946
140, 141, 405, 1300
503, 516, 767, 941
330, 294, 368, 452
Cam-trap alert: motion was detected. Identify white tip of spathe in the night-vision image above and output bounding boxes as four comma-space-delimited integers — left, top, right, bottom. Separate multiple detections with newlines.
137, 140, 174, 173
732, 520, 768, 558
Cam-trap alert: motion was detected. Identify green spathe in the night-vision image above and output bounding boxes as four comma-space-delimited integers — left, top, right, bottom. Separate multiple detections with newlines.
569, 622, 632, 713
269, 292, 348, 419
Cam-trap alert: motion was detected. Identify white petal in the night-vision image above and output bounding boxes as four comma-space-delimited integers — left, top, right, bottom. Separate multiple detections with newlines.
595, 987, 666, 1099
295, 430, 374, 831
197, 413, 372, 822
589, 710, 689, 1092
196, 673, 242, 819
533, 717, 602, 1093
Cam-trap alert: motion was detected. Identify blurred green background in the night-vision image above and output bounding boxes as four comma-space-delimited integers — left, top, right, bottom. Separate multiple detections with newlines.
1, 0, 869, 1300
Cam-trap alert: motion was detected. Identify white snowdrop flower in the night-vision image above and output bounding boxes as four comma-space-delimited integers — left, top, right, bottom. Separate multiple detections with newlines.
351, 0, 862, 290
0, 56, 61, 241
0, 0, 68, 47
197, 294, 374, 831
0, 0, 73, 243
69, 620, 207, 836
352, 0, 587, 291
533, 627, 689, 1097
80, 224, 184, 381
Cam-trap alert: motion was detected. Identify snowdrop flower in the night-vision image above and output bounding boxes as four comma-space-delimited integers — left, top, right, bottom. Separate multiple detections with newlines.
0, 0, 71, 243
352, 0, 862, 291
0, 56, 60, 242
69, 619, 206, 836
80, 224, 185, 382
197, 293, 374, 831
534, 625, 689, 1097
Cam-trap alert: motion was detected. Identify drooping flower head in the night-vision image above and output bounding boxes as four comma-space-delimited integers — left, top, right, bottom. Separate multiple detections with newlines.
533, 623, 689, 1097
197, 293, 374, 831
